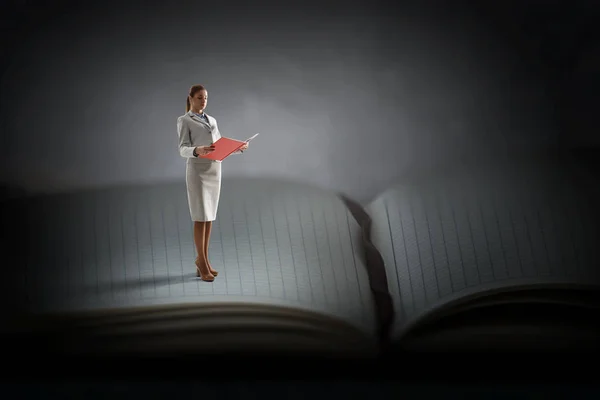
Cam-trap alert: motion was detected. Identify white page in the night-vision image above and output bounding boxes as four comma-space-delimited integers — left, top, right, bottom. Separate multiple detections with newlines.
365, 159, 600, 340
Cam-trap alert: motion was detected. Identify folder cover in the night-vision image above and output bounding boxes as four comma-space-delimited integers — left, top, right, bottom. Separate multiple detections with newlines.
199, 137, 246, 161
199, 133, 259, 161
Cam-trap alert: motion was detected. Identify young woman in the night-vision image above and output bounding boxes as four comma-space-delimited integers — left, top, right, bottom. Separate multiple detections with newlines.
177, 84, 249, 281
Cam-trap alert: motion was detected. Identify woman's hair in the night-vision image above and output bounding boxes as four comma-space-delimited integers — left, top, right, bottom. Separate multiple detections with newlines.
186, 84, 207, 112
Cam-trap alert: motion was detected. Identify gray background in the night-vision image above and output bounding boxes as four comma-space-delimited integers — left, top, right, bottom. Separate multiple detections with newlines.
1, 0, 598, 203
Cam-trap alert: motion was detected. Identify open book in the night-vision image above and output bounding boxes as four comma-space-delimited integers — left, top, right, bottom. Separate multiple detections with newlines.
1, 153, 599, 359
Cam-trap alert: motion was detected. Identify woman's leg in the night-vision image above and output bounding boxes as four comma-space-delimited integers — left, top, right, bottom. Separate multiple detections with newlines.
194, 221, 214, 281
204, 221, 218, 276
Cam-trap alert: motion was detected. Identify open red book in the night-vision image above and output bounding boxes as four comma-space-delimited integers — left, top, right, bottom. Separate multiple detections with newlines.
199, 133, 259, 161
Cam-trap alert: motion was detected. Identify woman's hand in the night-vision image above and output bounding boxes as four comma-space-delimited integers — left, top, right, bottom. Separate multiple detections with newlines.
238, 143, 249, 152
196, 145, 216, 156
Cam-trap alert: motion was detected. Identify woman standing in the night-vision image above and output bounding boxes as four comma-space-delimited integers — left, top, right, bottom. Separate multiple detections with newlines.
177, 84, 249, 282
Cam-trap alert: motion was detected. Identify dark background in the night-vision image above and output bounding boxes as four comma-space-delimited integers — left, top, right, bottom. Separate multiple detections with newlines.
1, 0, 598, 203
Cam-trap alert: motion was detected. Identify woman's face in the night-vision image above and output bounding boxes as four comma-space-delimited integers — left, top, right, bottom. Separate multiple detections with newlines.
190, 89, 208, 112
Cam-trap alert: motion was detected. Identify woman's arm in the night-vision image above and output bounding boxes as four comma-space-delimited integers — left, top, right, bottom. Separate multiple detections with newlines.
177, 116, 197, 158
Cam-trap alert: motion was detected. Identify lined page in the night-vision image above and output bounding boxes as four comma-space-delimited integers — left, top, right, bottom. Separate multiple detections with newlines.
366, 160, 600, 338
3, 178, 376, 337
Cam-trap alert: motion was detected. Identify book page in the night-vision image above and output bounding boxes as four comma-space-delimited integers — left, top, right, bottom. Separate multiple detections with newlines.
365, 158, 600, 339
1, 178, 378, 342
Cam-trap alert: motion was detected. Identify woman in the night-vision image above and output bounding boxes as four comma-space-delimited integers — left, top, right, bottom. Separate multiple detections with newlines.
177, 84, 249, 282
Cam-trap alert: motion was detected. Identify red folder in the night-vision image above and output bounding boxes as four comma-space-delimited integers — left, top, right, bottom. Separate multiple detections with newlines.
199, 137, 246, 161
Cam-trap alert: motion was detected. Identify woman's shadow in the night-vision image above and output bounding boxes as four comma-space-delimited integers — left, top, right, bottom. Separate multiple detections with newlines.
74, 271, 210, 298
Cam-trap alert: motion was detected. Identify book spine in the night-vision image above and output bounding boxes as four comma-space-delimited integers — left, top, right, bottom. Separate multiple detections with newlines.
338, 194, 395, 351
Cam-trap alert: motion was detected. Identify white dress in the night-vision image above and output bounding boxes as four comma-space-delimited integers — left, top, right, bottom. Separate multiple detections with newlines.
177, 110, 227, 222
